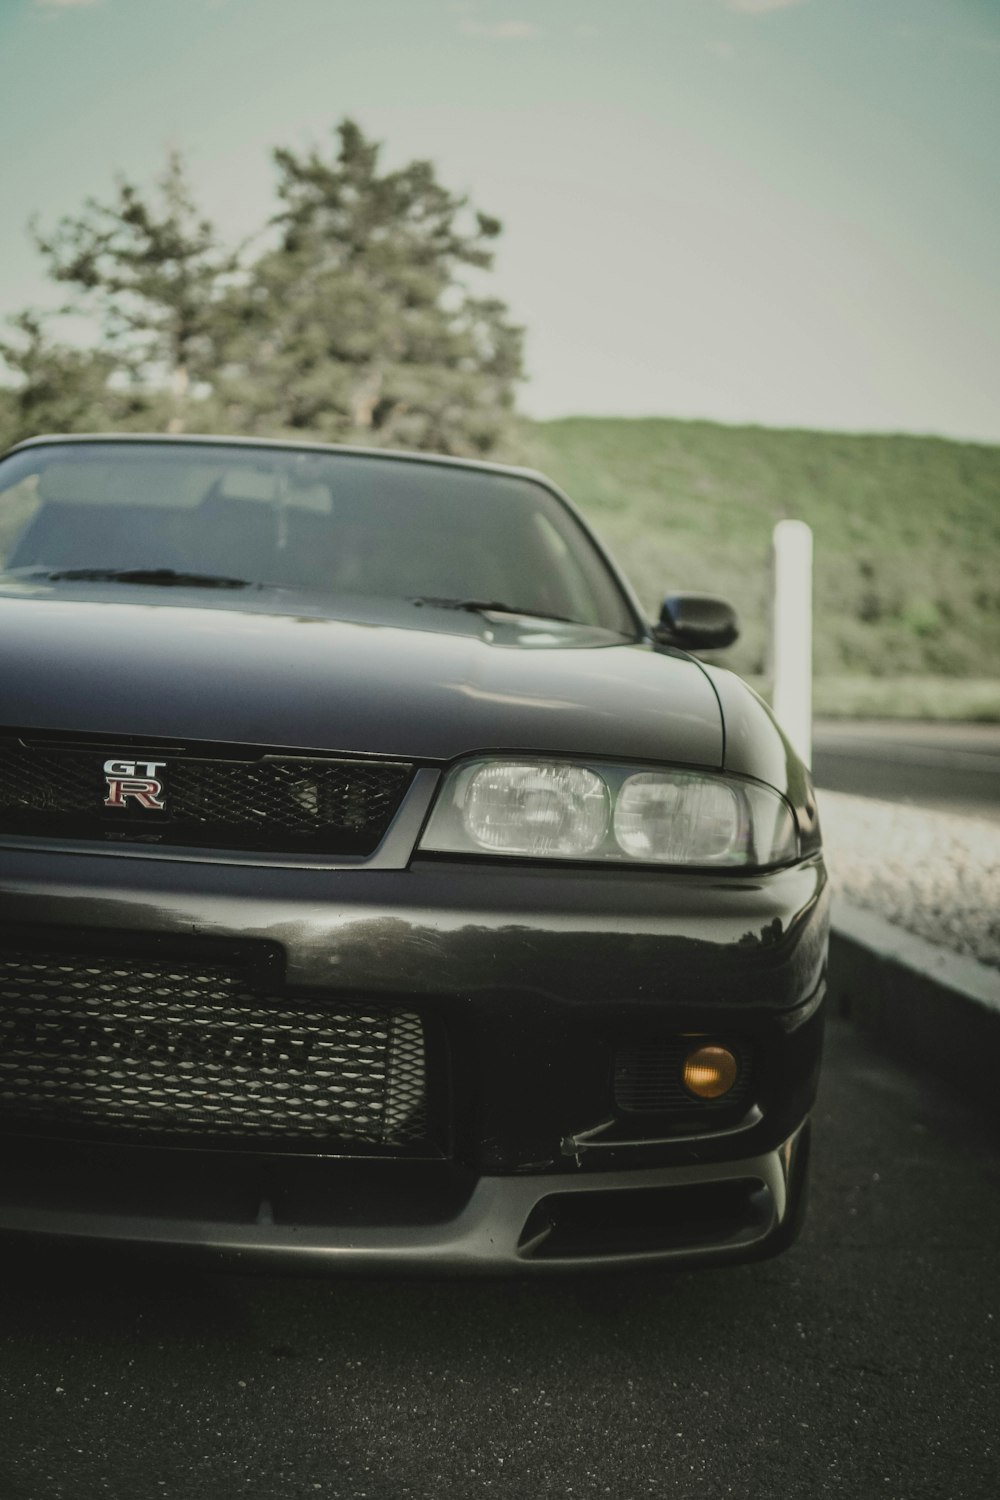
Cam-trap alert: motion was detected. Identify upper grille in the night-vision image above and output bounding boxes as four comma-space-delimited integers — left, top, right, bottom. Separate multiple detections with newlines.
0, 741, 413, 855
0, 942, 432, 1153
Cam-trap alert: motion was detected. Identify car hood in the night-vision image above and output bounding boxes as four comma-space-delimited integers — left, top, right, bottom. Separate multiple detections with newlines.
0, 589, 723, 767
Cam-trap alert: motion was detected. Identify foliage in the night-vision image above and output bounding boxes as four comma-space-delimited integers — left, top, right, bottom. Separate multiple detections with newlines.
0, 312, 156, 447
215, 120, 523, 452
0, 121, 522, 455
29, 151, 236, 431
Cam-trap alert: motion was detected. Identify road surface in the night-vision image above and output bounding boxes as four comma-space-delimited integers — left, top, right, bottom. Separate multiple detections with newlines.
812, 719, 1000, 823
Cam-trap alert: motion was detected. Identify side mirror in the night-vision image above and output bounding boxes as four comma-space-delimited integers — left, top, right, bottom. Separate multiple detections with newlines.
655, 592, 740, 651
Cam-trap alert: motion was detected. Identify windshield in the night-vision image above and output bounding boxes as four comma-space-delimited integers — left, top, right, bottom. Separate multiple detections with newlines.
0, 441, 636, 633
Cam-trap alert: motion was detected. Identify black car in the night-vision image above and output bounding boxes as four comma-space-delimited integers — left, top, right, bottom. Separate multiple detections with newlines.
0, 434, 828, 1273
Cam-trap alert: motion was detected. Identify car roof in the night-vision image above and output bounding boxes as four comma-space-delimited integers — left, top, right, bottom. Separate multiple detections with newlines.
3, 432, 549, 486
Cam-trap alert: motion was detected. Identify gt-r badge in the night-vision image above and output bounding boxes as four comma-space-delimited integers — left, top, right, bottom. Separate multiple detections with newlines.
103, 758, 167, 811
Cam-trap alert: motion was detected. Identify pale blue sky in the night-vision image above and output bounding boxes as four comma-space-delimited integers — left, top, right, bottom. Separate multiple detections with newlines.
1, 0, 998, 439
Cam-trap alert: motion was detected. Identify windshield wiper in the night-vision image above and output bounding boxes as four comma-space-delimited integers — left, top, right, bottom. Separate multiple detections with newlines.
410, 596, 578, 624
37, 568, 256, 590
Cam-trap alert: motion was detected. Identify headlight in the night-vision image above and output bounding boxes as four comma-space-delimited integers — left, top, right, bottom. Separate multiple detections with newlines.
419, 759, 799, 868
459, 762, 609, 857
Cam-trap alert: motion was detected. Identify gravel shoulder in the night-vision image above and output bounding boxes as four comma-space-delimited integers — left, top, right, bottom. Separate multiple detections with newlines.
817, 789, 1000, 970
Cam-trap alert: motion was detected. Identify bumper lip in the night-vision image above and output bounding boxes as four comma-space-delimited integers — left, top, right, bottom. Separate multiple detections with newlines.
0, 1125, 807, 1275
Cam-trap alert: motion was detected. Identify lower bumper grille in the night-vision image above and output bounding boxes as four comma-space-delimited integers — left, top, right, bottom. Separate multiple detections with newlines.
0, 942, 432, 1154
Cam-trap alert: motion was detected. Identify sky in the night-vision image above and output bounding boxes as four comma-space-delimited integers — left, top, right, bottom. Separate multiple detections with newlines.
1, 0, 998, 440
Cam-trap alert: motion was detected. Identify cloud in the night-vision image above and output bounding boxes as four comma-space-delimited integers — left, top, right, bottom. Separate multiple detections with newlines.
459, 18, 541, 41
727, 0, 805, 14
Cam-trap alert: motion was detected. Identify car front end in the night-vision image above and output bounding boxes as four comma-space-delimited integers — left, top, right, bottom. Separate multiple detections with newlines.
0, 435, 828, 1273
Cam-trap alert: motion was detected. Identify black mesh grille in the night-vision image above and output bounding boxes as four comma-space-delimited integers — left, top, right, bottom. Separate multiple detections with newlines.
0, 945, 431, 1152
613, 1039, 752, 1116
0, 741, 412, 854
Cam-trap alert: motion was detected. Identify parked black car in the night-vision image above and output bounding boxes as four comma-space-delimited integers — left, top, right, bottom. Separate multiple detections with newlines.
0, 434, 827, 1272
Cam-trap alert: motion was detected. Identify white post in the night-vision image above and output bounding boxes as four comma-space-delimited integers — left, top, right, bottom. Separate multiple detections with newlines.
771, 519, 813, 767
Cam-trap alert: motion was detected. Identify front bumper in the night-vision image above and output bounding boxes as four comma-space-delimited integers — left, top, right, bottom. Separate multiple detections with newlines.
0, 844, 828, 1270
0, 1127, 809, 1274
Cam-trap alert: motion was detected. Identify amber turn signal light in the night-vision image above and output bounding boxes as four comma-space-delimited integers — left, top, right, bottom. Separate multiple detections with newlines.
682, 1044, 739, 1100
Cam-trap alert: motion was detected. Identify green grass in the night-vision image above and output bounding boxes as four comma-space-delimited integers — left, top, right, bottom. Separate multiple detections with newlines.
745, 675, 1000, 722
497, 416, 1000, 713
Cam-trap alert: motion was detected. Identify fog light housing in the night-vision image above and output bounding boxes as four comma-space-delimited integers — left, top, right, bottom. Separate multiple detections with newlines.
682, 1044, 739, 1100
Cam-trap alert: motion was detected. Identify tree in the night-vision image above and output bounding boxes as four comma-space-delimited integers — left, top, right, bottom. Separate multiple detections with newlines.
1, 122, 524, 455
217, 119, 523, 454
29, 151, 237, 432
0, 312, 142, 448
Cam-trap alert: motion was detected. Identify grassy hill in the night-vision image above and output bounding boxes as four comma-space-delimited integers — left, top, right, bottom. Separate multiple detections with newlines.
500, 417, 1000, 716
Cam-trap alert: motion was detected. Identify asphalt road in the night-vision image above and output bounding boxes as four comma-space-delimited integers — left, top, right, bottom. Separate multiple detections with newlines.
1, 1017, 998, 1500
812, 720, 1000, 823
